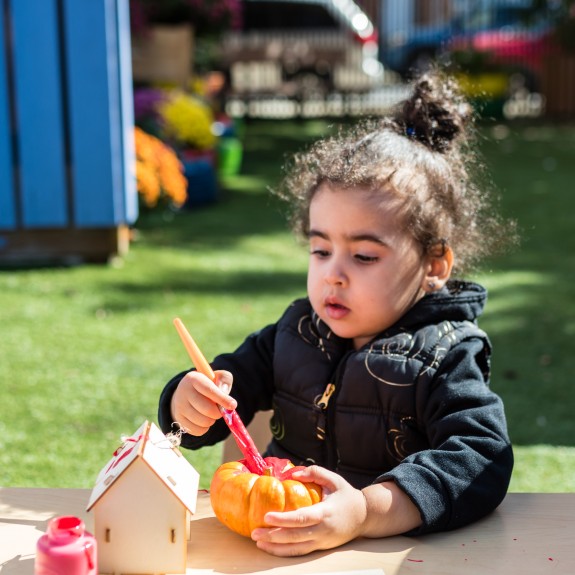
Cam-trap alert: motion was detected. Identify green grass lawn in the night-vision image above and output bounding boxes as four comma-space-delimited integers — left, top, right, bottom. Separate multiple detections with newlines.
1, 119, 574, 492
473, 122, 575, 491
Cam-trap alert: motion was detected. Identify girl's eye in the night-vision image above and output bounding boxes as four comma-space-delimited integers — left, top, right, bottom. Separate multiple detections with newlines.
310, 248, 330, 258
355, 254, 379, 263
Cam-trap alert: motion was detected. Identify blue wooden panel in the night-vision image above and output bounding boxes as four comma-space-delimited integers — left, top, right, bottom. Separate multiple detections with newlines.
116, 0, 138, 224
0, 3, 15, 229
64, 0, 137, 227
12, 0, 68, 228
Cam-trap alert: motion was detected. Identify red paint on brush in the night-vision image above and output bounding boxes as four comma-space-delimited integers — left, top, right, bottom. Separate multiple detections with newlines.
222, 408, 270, 475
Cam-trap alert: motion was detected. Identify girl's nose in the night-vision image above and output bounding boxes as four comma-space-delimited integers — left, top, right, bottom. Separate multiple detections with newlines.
324, 260, 347, 286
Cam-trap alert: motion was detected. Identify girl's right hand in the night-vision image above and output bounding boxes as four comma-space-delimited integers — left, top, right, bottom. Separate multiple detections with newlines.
170, 370, 236, 436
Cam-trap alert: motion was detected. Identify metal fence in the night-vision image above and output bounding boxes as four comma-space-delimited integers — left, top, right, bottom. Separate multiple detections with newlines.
221, 0, 575, 120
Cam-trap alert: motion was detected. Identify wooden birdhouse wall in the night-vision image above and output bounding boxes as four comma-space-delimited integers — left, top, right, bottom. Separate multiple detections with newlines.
94, 459, 189, 575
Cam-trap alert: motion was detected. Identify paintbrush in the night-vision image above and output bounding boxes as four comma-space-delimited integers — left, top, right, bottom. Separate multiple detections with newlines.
173, 318, 270, 475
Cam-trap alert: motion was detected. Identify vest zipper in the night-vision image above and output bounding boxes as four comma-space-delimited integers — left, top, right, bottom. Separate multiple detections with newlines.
314, 382, 335, 440
315, 350, 352, 471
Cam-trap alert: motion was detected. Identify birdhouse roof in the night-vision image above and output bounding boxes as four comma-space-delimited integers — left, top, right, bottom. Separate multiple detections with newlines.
87, 420, 199, 513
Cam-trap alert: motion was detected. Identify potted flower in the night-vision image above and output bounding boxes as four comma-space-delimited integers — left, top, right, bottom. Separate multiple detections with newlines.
156, 91, 220, 207
133, 87, 168, 137
158, 91, 217, 154
134, 127, 188, 210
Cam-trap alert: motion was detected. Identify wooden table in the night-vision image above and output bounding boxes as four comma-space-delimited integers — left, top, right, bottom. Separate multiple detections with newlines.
1, 487, 573, 574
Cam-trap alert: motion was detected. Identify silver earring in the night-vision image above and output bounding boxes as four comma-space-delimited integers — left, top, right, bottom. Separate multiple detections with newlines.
427, 281, 436, 290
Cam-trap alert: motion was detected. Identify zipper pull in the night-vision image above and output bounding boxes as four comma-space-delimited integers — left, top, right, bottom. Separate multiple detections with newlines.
315, 383, 335, 410
314, 383, 335, 440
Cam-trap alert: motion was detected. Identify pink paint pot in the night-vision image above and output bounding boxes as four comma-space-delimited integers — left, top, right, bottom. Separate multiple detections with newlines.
35, 515, 97, 575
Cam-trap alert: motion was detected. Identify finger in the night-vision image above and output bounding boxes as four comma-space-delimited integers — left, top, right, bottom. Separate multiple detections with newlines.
291, 465, 341, 492
191, 391, 224, 421
194, 371, 237, 411
214, 385, 236, 412
174, 414, 211, 437
174, 381, 222, 422
175, 394, 219, 428
214, 370, 233, 393
262, 505, 324, 529
256, 539, 318, 557
170, 404, 213, 436
252, 528, 319, 557
252, 524, 318, 544
172, 384, 220, 429
255, 539, 318, 557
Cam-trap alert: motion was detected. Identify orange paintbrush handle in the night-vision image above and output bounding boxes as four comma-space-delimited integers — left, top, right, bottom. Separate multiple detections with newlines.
173, 318, 216, 381
173, 318, 270, 474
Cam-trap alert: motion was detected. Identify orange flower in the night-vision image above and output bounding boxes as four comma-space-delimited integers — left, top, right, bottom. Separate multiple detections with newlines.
134, 127, 188, 208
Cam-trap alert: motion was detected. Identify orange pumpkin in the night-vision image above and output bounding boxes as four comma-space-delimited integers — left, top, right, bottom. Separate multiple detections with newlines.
210, 456, 322, 537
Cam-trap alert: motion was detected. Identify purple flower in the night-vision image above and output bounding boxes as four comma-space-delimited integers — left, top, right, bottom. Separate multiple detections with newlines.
133, 88, 167, 123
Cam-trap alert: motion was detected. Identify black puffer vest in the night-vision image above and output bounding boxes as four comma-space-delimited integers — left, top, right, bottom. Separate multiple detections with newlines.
159, 281, 512, 533
266, 290, 490, 489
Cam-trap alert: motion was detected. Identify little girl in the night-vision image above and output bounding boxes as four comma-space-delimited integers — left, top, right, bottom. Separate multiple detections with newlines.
158, 71, 514, 556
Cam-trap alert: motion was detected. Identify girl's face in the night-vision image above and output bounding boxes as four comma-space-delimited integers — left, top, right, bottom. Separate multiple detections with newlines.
307, 183, 429, 350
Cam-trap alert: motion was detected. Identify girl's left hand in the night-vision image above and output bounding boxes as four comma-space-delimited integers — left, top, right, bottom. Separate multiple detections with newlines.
250, 465, 368, 557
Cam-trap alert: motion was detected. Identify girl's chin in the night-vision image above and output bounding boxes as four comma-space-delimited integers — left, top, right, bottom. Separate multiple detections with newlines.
324, 321, 374, 348
315, 308, 368, 343
319, 319, 358, 342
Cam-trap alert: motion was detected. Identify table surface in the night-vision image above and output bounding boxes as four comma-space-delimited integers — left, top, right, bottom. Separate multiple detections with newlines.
1, 487, 574, 575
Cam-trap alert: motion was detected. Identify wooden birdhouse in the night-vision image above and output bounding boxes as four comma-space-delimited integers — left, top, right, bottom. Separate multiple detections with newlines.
87, 420, 199, 575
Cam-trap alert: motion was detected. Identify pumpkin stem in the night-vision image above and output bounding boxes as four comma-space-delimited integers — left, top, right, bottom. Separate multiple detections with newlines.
262, 465, 273, 476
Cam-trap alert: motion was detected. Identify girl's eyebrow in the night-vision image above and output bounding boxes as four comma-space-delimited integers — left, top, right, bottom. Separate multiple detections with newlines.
307, 229, 328, 240
308, 229, 388, 246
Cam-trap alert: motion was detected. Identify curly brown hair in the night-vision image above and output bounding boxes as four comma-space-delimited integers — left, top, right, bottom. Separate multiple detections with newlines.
276, 71, 513, 276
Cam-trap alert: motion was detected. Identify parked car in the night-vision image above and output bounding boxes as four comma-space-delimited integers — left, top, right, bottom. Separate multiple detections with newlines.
218, 0, 382, 98
380, 0, 538, 79
444, 14, 555, 92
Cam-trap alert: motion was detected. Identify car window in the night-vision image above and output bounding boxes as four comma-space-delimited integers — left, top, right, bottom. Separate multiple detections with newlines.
464, 6, 530, 31
243, 1, 339, 30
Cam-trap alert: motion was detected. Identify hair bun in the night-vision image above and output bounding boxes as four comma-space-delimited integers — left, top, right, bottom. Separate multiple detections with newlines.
395, 71, 473, 153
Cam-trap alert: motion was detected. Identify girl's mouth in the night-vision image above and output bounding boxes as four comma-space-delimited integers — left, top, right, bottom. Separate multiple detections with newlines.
325, 301, 350, 320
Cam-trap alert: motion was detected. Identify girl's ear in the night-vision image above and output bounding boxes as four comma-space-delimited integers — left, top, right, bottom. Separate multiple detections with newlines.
422, 245, 454, 292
